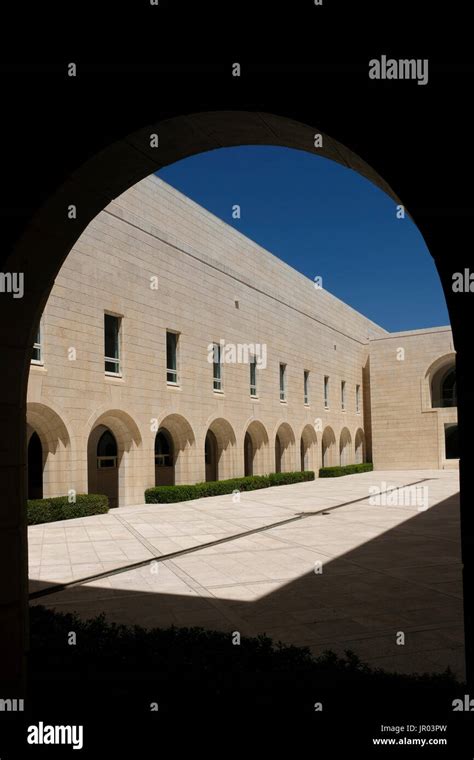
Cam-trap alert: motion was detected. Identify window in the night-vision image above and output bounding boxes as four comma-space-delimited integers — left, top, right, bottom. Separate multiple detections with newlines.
96, 429, 118, 468
250, 355, 257, 397
341, 380, 346, 410
356, 384, 361, 414
32, 325, 42, 364
324, 376, 329, 409
104, 314, 121, 374
213, 342, 222, 391
279, 363, 286, 401
441, 368, 457, 407
304, 370, 309, 405
166, 331, 179, 383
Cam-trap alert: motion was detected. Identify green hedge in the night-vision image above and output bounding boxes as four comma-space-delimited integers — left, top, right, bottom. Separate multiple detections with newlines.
27, 493, 109, 525
145, 470, 315, 503
319, 463, 373, 478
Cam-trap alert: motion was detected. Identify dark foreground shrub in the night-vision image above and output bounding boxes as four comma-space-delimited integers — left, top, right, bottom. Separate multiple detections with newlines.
27, 605, 461, 720
319, 463, 373, 478
145, 470, 315, 503
27, 493, 109, 525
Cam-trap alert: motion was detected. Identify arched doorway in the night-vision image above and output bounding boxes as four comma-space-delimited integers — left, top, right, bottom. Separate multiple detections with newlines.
86, 409, 143, 508
339, 427, 352, 466
244, 420, 269, 476
300, 424, 318, 472
156, 414, 196, 484
155, 429, 174, 485
274, 423, 295, 473
355, 428, 366, 464
322, 427, 336, 468
205, 429, 218, 482
27, 431, 43, 499
26, 402, 72, 499
204, 418, 237, 481
244, 432, 253, 476
89, 427, 119, 508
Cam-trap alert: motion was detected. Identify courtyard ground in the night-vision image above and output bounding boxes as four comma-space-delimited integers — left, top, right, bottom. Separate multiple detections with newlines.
28, 469, 464, 678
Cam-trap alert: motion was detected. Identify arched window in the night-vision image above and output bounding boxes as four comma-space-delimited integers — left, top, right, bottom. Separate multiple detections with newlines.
97, 429, 117, 468
441, 368, 457, 407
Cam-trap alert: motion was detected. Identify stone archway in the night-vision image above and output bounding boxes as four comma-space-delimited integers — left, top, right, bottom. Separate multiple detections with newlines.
355, 428, 366, 464
86, 409, 142, 508
26, 402, 72, 499
205, 418, 237, 481
0, 107, 469, 691
156, 414, 196, 485
339, 427, 353, 466
88, 426, 119, 508
243, 420, 269, 476
322, 426, 337, 468
300, 424, 318, 472
274, 422, 296, 473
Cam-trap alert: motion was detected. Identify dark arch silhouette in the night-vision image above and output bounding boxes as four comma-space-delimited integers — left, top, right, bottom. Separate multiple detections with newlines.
155, 429, 175, 486
0, 105, 471, 692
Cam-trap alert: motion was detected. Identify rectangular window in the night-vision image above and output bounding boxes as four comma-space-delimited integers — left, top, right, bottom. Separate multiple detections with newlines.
304, 370, 309, 405
341, 380, 346, 410
250, 355, 257, 397
213, 342, 222, 391
32, 325, 42, 364
356, 384, 361, 414
166, 331, 179, 383
324, 376, 329, 408
104, 313, 121, 374
280, 363, 286, 401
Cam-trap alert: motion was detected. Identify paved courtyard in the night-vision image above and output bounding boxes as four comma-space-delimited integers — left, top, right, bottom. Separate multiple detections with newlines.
29, 469, 464, 678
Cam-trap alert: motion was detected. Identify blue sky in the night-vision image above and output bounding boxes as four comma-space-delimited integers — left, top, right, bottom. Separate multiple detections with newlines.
157, 146, 449, 332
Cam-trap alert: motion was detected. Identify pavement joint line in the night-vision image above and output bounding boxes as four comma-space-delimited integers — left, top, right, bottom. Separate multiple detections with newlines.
162, 558, 250, 629
113, 514, 161, 556
28, 478, 433, 601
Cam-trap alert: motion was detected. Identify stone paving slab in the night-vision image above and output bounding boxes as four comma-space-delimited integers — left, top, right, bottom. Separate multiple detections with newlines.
29, 469, 464, 678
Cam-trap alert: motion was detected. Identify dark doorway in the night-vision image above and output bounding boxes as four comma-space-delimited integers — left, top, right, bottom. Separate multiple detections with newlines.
244, 432, 253, 476
95, 428, 119, 508
27, 432, 43, 500
205, 429, 218, 482
275, 434, 282, 473
445, 423, 459, 459
155, 429, 175, 485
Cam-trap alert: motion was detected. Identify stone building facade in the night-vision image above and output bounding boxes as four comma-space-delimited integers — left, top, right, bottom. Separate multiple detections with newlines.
26, 176, 458, 507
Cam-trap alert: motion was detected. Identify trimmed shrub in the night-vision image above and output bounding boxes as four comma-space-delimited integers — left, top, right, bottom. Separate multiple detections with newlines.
268, 471, 314, 486
145, 470, 315, 503
319, 462, 373, 478
27, 493, 109, 525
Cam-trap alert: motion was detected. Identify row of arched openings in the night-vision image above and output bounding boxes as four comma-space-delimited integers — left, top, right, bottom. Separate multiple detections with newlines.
27, 419, 366, 508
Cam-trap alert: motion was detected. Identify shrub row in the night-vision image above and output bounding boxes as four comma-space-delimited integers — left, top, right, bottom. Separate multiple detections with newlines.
27, 493, 109, 525
145, 470, 315, 503
319, 462, 373, 478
